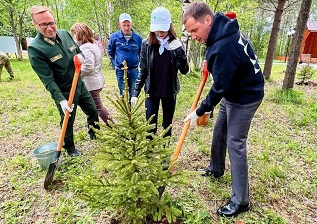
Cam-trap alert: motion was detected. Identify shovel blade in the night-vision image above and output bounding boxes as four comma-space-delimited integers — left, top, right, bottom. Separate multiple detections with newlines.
44, 162, 57, 189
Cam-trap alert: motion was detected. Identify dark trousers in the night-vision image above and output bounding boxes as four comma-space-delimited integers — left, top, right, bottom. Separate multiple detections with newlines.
207, 98, 262, 205
89, 88, 113, 126
56, 83, 99, 150
145, 96, 176, 138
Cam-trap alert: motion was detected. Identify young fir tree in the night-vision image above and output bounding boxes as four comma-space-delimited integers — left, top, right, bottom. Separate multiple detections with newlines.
297, 64, 316, 85
73, 61, 188, 224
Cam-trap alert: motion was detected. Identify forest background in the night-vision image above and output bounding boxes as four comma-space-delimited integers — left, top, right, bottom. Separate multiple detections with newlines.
1, 0, 317, 62
1, 0, 317, 223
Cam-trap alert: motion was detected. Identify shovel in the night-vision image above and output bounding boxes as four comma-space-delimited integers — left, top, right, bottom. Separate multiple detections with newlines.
158, 60, 209, 198
44, 55, 82, 190
171, 60, 209, 165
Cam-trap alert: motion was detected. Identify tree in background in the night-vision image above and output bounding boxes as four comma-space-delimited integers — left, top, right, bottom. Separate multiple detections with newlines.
262, 0, 287, 80
1, 0, 316, 63
261, 0, 301, 80
181, 0, 193, 69
283, 0, 313, 89
296, 64, 316, 85
0, 0, 32, 60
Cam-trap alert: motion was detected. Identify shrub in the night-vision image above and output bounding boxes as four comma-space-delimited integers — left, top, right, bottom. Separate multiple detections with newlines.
297, 64, 316, 84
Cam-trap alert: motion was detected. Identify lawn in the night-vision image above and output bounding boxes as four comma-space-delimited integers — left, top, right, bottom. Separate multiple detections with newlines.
0, 57, 316, 223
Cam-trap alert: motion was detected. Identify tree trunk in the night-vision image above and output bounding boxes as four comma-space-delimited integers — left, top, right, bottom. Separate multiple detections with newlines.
54, 4, 60, 27
8, 7, 23, 60
107, 0, 112, 36
282, 0, 313, 89
17, 11, 25, 60
93, 0, 100, 33
181, 0, 193, 59
262, 0, 287, 80
212, 0, 220, 12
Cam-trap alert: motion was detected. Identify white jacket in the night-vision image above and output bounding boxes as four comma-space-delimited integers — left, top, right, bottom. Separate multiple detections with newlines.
79, 42, 105, 91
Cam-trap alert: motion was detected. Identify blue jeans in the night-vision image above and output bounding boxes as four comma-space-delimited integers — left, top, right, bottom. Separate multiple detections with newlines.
115, 68, 138, 97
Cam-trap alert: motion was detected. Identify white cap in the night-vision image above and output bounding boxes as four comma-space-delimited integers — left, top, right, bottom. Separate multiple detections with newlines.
119, 13, 132, 23
150, 7, 171, 32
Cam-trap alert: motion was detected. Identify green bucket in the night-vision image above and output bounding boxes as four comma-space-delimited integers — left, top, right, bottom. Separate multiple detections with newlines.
34, 142, 60, 170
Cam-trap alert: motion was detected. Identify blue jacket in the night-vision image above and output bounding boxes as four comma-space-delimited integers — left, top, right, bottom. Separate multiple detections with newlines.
107, 29, 142, 70
196, 13, 264, 116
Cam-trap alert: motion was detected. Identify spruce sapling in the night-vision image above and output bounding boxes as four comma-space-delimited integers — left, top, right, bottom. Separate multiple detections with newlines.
73, 61, 188, 224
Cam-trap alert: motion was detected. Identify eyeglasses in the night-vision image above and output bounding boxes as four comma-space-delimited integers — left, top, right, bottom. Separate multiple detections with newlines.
35, 22, 56, 28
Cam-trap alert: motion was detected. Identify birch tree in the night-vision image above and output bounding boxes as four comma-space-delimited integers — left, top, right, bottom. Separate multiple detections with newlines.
1, 0, 31, 60
181, 0, 193, 57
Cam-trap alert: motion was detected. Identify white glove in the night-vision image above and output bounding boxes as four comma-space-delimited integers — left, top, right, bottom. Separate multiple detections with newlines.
183, 109, 199, 126
76, 54, 85, 64
60, 100, 74, 114
131, 97, 138, 105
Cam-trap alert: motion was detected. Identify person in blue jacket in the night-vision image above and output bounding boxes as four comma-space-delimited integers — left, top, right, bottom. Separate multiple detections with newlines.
107, 13, 142, 98
183, 2, 264, 218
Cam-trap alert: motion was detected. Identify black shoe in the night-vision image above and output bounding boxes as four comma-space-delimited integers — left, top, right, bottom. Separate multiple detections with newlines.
196, 167, 224, 178
67, 149, 82, 156
217, 201, 250, 217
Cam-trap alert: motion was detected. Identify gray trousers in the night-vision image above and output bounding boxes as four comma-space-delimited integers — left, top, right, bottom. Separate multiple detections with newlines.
207, 98, 262, 205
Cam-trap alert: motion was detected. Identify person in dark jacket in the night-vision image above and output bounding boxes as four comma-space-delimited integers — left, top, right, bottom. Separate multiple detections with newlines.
28, 6, 99, 156
131, 6, 189, 138
183, 2, 264, 218
107, 13, 142, 98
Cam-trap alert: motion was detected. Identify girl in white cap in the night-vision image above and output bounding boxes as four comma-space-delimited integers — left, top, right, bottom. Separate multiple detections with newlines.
131, 6, 189, 139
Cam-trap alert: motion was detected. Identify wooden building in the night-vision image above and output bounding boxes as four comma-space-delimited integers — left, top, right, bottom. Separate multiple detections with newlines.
300, 21, 317, 63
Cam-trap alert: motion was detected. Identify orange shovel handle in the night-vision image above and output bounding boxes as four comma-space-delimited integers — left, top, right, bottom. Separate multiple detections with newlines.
171, 60, 209, 163
56, 55, 82, 152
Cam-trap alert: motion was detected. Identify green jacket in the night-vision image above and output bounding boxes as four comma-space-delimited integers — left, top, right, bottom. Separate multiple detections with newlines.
28, 30, 83, 104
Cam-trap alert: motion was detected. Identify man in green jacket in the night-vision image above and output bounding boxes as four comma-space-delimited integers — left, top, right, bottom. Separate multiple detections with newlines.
28, 5, 99, 156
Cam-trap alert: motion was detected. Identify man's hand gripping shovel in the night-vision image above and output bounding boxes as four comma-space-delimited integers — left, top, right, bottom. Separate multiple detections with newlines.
158, 60, 209, 198
44, 55, 82, 190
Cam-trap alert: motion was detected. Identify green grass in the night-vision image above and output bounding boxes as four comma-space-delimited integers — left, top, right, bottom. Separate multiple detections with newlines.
0, 57, 316, 223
